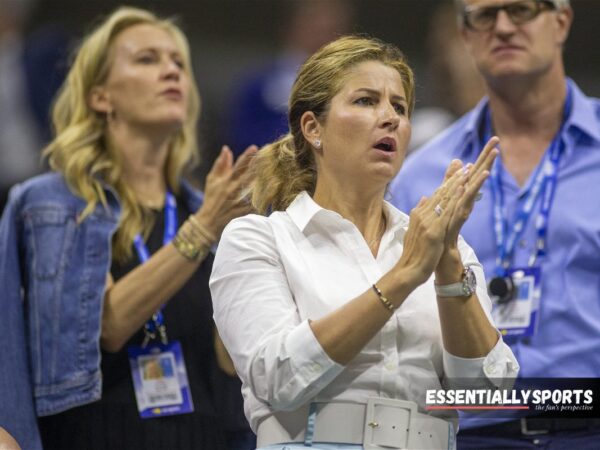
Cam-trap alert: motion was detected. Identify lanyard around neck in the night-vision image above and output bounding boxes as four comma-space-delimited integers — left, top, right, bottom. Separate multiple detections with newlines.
132, 190, 177, 344
485, 84, 573, 276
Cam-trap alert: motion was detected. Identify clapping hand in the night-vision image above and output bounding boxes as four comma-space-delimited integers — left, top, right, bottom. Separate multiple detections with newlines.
442, 137, 499, 249
434, 136, 499, 281
194, 144, 258, 239
396, 162, 470, 288
396, 137, 499, 287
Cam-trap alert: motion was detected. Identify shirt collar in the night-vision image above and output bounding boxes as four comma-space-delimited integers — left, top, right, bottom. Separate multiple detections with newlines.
564, 79, 600, 144
286, 191, 409, 236
286, 191, 323, 232
456, 98, 490, 159
458, 79, 600, 159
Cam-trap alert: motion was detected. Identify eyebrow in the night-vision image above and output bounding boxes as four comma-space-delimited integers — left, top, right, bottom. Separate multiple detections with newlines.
132, 47, 182, 57
353, 88, 407, 103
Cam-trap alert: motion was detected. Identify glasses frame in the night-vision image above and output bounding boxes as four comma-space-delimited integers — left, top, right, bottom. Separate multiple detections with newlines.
463, 0, 557, 32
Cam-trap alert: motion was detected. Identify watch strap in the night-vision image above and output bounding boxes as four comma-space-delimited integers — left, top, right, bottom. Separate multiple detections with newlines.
435, 281, 467, 297
435, 267, 475, 298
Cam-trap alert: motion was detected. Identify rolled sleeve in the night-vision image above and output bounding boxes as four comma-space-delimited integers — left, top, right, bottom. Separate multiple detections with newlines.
443, 331, 520, 388
287, 320, 344, 387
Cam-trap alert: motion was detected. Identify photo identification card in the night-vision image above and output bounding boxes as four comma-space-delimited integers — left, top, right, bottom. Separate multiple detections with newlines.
128, 341, 194, 418
492, 267, 541, 338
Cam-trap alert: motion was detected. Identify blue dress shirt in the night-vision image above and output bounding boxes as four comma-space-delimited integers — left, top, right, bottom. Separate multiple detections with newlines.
389, 79, 600, 428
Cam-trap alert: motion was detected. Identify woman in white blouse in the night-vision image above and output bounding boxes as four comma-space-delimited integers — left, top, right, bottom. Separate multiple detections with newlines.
210, 36, 519, 450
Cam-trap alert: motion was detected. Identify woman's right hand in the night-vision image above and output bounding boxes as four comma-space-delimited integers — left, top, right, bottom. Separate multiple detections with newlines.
194, 144, 258, 239
393, 165, 468, 290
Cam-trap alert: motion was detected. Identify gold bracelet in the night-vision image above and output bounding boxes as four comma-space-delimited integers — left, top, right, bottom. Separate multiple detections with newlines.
179, 222, 199, 244
372, 284, 397, 312
180, 220, 211, 247
172, 232, 209, 262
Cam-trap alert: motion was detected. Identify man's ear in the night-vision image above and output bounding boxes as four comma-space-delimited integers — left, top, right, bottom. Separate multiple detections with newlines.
555, 5, 573, 47
88, 85, 111, 114
459, 22, 474, 54
300, 111, 322, 150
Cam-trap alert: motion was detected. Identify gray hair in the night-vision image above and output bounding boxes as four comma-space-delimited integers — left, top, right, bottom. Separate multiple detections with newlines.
454, 0, 571, 13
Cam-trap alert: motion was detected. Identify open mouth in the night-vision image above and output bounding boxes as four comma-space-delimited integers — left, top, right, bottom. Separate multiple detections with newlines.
374, 137, 396, 153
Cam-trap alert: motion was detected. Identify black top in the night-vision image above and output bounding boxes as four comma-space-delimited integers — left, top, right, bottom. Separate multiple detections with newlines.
38, 198, 228, 450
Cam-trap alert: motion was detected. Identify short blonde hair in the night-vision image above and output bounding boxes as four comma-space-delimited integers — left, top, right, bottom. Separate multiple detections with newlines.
44, 6, 200, 261
251, 35, 415, 214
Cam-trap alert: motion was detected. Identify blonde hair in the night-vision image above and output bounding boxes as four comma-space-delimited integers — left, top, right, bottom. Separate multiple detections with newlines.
251, 35, 415, 214
44, 6, 200, 261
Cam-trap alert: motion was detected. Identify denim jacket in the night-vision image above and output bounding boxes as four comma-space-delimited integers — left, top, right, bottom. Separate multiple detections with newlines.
0, 172, 203, 450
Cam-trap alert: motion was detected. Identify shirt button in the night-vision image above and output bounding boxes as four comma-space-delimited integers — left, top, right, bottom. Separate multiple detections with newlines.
384, 362, 396, 371
484, 364, 497, 376
310, 363, 322, 373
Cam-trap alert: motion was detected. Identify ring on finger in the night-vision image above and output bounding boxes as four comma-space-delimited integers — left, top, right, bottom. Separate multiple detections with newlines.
475, 191, 483, 202
434, 204, 443, 217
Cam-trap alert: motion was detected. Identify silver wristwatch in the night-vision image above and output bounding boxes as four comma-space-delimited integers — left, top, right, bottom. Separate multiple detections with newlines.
434, 266, 477, 298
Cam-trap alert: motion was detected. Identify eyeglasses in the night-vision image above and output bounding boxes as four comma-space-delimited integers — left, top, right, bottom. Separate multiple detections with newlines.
463, 0, 557, 32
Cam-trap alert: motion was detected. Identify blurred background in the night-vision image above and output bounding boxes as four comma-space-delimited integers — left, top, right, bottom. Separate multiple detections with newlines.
1, 0, 599, 211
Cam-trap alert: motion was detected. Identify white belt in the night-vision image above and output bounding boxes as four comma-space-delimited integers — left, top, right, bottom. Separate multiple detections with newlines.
256, 397, 453, 449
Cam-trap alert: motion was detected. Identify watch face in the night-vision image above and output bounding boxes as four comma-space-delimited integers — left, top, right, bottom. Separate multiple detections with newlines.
463, 267, 477, 295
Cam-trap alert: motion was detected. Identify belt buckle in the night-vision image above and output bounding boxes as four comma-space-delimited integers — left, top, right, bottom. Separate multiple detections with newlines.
363, 397, 416, 450
520, 418, 549, 436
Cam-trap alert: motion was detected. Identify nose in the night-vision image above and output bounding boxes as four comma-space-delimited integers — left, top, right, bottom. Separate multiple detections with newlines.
379, 101, 400, 130
162, 57, 182, 81
494, 9, 518, 35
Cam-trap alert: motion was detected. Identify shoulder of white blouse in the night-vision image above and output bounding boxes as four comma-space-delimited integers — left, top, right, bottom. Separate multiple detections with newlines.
219, 213, 280, 249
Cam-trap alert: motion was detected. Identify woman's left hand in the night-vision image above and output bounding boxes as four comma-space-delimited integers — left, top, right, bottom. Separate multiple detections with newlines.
435, 137, 499, 277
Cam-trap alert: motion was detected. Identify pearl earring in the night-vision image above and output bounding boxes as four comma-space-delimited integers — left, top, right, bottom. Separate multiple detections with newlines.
314, 139, 321, 149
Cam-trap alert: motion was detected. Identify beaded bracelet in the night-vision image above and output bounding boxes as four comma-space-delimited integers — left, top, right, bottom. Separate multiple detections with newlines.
372, 284, 397, 312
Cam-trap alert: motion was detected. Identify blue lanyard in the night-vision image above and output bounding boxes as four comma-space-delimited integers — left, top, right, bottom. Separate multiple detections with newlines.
132, 191, 177, 343
485, 85, 572, 276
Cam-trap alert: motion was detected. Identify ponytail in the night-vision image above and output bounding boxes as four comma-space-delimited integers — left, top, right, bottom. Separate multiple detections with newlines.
251, 133, 316, 214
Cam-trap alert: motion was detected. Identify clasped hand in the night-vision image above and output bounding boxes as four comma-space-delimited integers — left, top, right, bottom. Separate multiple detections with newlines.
397, 137, 499, 287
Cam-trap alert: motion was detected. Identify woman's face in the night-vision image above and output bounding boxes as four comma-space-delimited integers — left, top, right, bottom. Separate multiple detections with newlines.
95, 23, 190, 132
315, 60, 411, 188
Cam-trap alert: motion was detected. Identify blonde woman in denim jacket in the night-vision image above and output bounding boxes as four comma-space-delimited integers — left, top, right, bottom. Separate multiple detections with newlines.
0, 7, 255, 450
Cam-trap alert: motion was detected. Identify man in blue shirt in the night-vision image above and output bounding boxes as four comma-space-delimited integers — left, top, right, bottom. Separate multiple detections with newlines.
390, 0, 600, 447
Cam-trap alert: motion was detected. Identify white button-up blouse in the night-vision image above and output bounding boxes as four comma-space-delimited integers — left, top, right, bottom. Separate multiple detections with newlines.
210, 191, 519, 431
